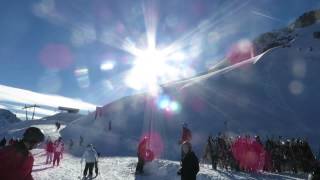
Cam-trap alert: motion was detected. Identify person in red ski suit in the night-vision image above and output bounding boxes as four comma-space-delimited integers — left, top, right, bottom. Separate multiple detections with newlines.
135, 136, 154, 174
180, 124, 192, 144
46, 139, 54, 164
53, 137, 64, 166
0, 127, 44, 180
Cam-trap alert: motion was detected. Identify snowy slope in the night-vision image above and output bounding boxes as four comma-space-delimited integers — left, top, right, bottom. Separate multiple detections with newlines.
62, 15, 320, 160
0, 116, 307, 180
40, 113, 84, 123
0, 112, 83, 140
31, 149, 307, 180
0, 108, 21, 127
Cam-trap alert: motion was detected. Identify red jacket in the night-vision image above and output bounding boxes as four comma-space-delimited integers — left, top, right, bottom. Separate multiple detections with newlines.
181, 127, 192, 143
138, 138, 154, 161
46, 142, 54, 153
0, 142, 34, 180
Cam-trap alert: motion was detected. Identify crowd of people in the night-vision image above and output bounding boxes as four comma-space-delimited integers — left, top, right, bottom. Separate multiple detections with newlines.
0, 124, 319, 180
135, 123, 320, 180
202, 133, 319, 174
0, 136, 20, 147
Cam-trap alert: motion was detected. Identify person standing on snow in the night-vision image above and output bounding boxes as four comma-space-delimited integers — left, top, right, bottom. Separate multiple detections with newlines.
55, 121, 61, 131
9, 137, 16, 145
0, 127, 45, 180
0, 136, 6, 148
53, 137, 64, 166
79, 136, 84, 146
179, 123, 192, 161
179, 123, 192, 144
81, 144, 98, 178
178, 141, 199, 180
69, 139, 74, 150
46, 138, 54, 164
135, 136, 154, 174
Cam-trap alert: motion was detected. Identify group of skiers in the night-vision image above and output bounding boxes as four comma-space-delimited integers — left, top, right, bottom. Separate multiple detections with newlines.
202, 133, 320, 175
45, 137, 64, 166
45, 134, 100, 179
1, 124, 319, 180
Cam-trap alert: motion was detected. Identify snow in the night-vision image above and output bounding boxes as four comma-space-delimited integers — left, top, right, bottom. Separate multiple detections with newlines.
1, 10, 319, 180
0, 108, 21, 127
0, 114, 307, 179
61, 20, 320, 160
0, 113, 81, 140
31, 149, 307, 180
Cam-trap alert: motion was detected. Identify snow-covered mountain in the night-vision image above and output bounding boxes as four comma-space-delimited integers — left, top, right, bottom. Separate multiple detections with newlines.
0, 108, 21, 127
61, 9, 320, 161
0, 112, 84, 140
40, 112, 84, 123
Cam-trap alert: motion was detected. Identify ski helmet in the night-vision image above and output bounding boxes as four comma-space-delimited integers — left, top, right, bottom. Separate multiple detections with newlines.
23, 127, 45, 143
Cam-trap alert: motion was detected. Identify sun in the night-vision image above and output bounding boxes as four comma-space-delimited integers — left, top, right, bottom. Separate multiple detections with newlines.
125, 48, 178, 94
125, 47, 182, 95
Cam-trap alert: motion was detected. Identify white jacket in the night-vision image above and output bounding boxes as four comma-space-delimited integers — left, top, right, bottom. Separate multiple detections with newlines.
82, 147, 98, 163
54, 141, 64, 153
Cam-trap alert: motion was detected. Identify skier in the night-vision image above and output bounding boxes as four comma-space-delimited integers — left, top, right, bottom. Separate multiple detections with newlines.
179, 123, 192, 144
179, 123, 192, 161
135, 136, 154, 174
81, 144, 98, 178
108, 120, 112, 131
206, 136, 218, 170
46, 138, 54, 164
177, 141, 199, 180
9, 137, 15, 145
80, 136, 84, 146
0, 127, 45, 180
55, 121, 61, 131
69, 139, 74, 150
0, 136, 6, 147
53, 137, 64, 166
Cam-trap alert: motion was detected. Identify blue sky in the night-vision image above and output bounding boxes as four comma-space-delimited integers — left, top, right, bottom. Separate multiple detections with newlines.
0, 0, 319, 107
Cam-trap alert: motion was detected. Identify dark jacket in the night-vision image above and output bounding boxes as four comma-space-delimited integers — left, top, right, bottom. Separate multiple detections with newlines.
0, 137, 6, 147
0, 141, 34, 180
180, 151, 199, 180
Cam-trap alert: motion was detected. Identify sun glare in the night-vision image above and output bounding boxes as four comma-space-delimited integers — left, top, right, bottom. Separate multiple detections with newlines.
125, 47, 183, 95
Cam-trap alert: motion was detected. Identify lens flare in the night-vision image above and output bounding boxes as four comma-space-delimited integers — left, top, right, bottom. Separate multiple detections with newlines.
39, 44, 73, 70
100, 61, 115, 71
227, 39, 255, 65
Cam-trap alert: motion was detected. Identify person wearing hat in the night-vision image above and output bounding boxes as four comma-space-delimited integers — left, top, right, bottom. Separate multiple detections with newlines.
81, 144, 98, 178
177, 141, 199, 180
0, 127, 45, 180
